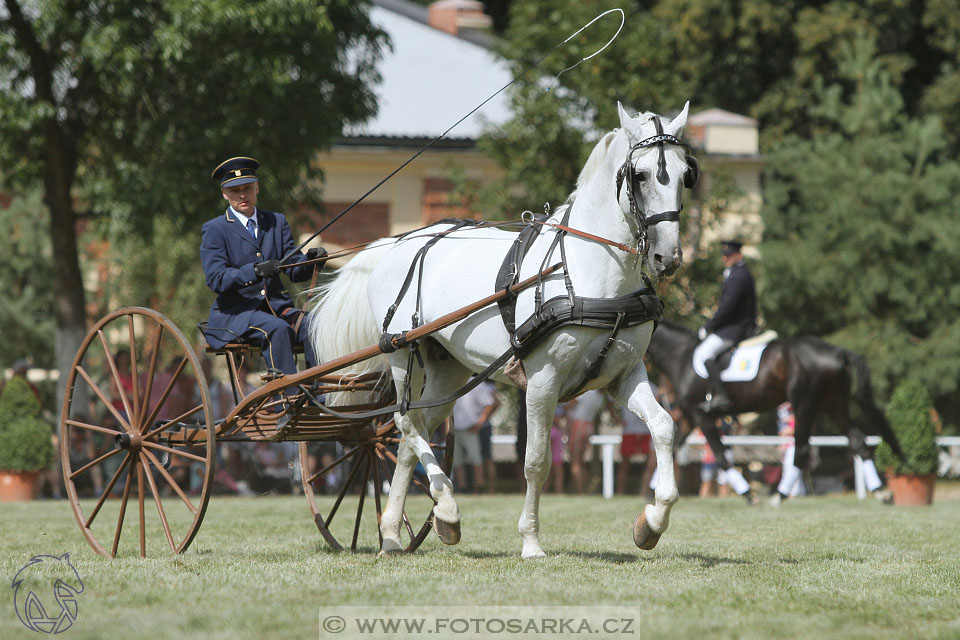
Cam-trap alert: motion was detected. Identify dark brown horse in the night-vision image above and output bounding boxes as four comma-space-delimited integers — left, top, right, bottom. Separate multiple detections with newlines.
646, 320, 903, 500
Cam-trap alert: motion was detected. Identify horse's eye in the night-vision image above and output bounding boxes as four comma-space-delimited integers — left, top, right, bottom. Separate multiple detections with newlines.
633, 170, 649, 183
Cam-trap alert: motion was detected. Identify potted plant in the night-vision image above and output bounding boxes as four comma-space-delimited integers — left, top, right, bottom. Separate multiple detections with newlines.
874, 379, 939, 506
0, 376, 55, 501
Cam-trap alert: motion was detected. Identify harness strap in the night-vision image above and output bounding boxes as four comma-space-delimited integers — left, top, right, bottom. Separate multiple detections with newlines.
511, 282, 663, 357
495, 212, 547, 334
382, 220, 478, 332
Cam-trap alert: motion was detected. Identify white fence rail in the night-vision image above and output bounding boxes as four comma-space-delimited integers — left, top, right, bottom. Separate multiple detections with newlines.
492, 434, 960, 499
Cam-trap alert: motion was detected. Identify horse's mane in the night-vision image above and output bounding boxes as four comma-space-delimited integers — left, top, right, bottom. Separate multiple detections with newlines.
576, 131, 616, 188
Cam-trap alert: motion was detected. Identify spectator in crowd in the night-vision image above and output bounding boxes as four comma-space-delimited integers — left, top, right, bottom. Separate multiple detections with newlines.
548, 405, 566, 493
566, 389, 608, 494
452, 379, 499, 493
65, 415, 103, 498
699, 417, 734, 497
477, 390, 499, 495
108, 349, 134, 420
616, 404, 652, 496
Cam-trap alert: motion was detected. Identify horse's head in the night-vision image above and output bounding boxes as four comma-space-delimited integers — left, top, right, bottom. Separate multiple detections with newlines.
614, 102, 697, 277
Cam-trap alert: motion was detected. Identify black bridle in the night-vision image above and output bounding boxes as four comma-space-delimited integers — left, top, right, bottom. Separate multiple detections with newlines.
615, 116, 696, 254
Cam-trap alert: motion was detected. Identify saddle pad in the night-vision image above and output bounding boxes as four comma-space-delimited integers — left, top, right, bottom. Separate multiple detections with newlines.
693, 343, 768, 382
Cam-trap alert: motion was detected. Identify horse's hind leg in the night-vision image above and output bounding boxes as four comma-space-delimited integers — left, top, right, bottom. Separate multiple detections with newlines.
380, 348, 471, 552
614, 364, 679, 550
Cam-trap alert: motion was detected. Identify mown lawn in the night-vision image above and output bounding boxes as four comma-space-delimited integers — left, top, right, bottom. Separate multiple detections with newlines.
2, 490, 959, 639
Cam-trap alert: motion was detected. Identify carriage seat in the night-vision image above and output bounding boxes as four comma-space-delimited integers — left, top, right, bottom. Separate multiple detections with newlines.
196, 322, 304, 355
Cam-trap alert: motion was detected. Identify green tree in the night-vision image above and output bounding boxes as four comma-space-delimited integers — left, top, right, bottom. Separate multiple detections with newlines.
0, 0, 386, 406
761, 36, 960, 423
0, 189, 56, 369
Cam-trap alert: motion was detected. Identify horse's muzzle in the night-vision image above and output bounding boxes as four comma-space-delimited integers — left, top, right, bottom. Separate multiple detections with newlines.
652, 248, 682, 277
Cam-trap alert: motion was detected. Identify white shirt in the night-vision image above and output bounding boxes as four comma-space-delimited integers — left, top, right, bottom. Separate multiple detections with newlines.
452, 381, 496, 431
231, 206, 259, 238
567, 389, 606, 422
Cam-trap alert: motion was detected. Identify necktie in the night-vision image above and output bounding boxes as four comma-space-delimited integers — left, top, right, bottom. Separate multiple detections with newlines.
246, 218, 257, 239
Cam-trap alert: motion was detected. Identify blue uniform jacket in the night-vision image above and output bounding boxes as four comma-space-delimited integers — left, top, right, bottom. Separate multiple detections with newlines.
200, 208, 313, 348
704, 260, 757, 343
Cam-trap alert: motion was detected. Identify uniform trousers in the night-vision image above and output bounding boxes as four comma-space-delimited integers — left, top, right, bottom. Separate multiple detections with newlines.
240, 309, 316, 376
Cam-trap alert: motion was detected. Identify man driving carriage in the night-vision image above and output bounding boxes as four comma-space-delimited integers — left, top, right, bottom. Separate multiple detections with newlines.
200, 156, 327, 378
694, 239, 757, 414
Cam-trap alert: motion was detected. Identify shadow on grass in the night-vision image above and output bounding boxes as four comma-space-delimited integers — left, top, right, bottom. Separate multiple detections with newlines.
565, 550, 642, 564
676, 552, 752, 568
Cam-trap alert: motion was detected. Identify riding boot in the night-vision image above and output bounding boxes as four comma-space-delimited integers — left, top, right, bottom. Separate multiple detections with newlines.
698, 358, 734, 414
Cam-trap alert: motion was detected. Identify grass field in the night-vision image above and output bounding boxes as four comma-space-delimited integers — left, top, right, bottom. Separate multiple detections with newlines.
2, 488, 960, 639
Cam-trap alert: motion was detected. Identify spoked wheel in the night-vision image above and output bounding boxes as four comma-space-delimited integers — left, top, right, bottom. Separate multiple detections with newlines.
60, 307, 215, 558
299, 418, 454, 553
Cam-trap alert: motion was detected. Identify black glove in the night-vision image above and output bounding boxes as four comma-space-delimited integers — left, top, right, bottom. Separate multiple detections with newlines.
306, 247, 328, 269
254, 260, 281, 279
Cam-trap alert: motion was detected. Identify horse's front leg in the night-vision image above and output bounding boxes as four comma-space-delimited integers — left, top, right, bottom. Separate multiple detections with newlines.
517, 373, 560, 559
381, 357, 470, 552
614, 365, 678, 550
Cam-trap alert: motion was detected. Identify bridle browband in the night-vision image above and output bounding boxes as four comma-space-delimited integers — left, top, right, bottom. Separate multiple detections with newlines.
615, 116, 690, 254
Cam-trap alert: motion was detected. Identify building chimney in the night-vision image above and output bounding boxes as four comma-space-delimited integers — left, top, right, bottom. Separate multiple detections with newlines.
428, 0, 492, 37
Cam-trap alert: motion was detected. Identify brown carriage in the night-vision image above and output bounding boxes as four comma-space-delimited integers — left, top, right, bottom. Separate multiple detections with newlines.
59, 306, 453, 557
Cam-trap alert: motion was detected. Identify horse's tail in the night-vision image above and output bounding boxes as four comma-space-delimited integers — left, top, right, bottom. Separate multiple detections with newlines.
307, 239, 394, 403
843, 350, 904, 460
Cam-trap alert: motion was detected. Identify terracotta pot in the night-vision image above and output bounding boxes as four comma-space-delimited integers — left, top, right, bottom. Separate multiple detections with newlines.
886, 473, 936, 506
0, 471, 41, 501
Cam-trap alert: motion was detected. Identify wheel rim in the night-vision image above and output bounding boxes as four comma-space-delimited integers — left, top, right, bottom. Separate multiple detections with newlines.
299, 418, 454, 553
60, 307, 214, 558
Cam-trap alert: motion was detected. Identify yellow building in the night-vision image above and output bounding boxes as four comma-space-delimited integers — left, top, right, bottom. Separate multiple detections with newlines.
308, 0, 508, 250
686, 108, 764, 256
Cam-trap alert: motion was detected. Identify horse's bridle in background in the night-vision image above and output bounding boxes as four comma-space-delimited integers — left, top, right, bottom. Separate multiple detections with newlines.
615, 116, 700, 254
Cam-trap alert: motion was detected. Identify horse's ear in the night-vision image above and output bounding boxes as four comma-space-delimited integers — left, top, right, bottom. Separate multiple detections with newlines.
666, 101, 690, 137
617, 101, 634, 131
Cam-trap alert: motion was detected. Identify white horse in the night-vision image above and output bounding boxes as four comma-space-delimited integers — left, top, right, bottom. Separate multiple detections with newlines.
309, 101, 695, 557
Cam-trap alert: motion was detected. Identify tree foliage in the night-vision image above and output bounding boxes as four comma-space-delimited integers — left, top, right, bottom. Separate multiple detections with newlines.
0, 189, 55, 369
0, 0, 386, 399
761, 36, 960, 415
0, 376, 54, 472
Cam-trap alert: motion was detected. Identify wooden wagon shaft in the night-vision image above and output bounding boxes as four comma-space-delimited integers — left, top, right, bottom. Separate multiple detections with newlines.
219, 262, 564, 426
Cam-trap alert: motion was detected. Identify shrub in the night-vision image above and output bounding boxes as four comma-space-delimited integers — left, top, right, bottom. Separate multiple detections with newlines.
875, 379, 939, 476
0, 377, 55, 472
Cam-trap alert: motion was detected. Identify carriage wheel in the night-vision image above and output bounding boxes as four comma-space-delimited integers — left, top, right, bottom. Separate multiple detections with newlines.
60, 307, 215, 558
299, 418, 454, 553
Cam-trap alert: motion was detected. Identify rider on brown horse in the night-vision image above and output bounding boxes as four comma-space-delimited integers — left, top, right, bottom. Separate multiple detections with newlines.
694, 240, 757, 414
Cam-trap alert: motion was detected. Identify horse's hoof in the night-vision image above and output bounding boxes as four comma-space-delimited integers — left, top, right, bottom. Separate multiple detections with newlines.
379, 539, 404, 556
768, 493, 782, 508
434, 516, 461, 545
521, 547, 546, 559
633, 512, 662, 550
